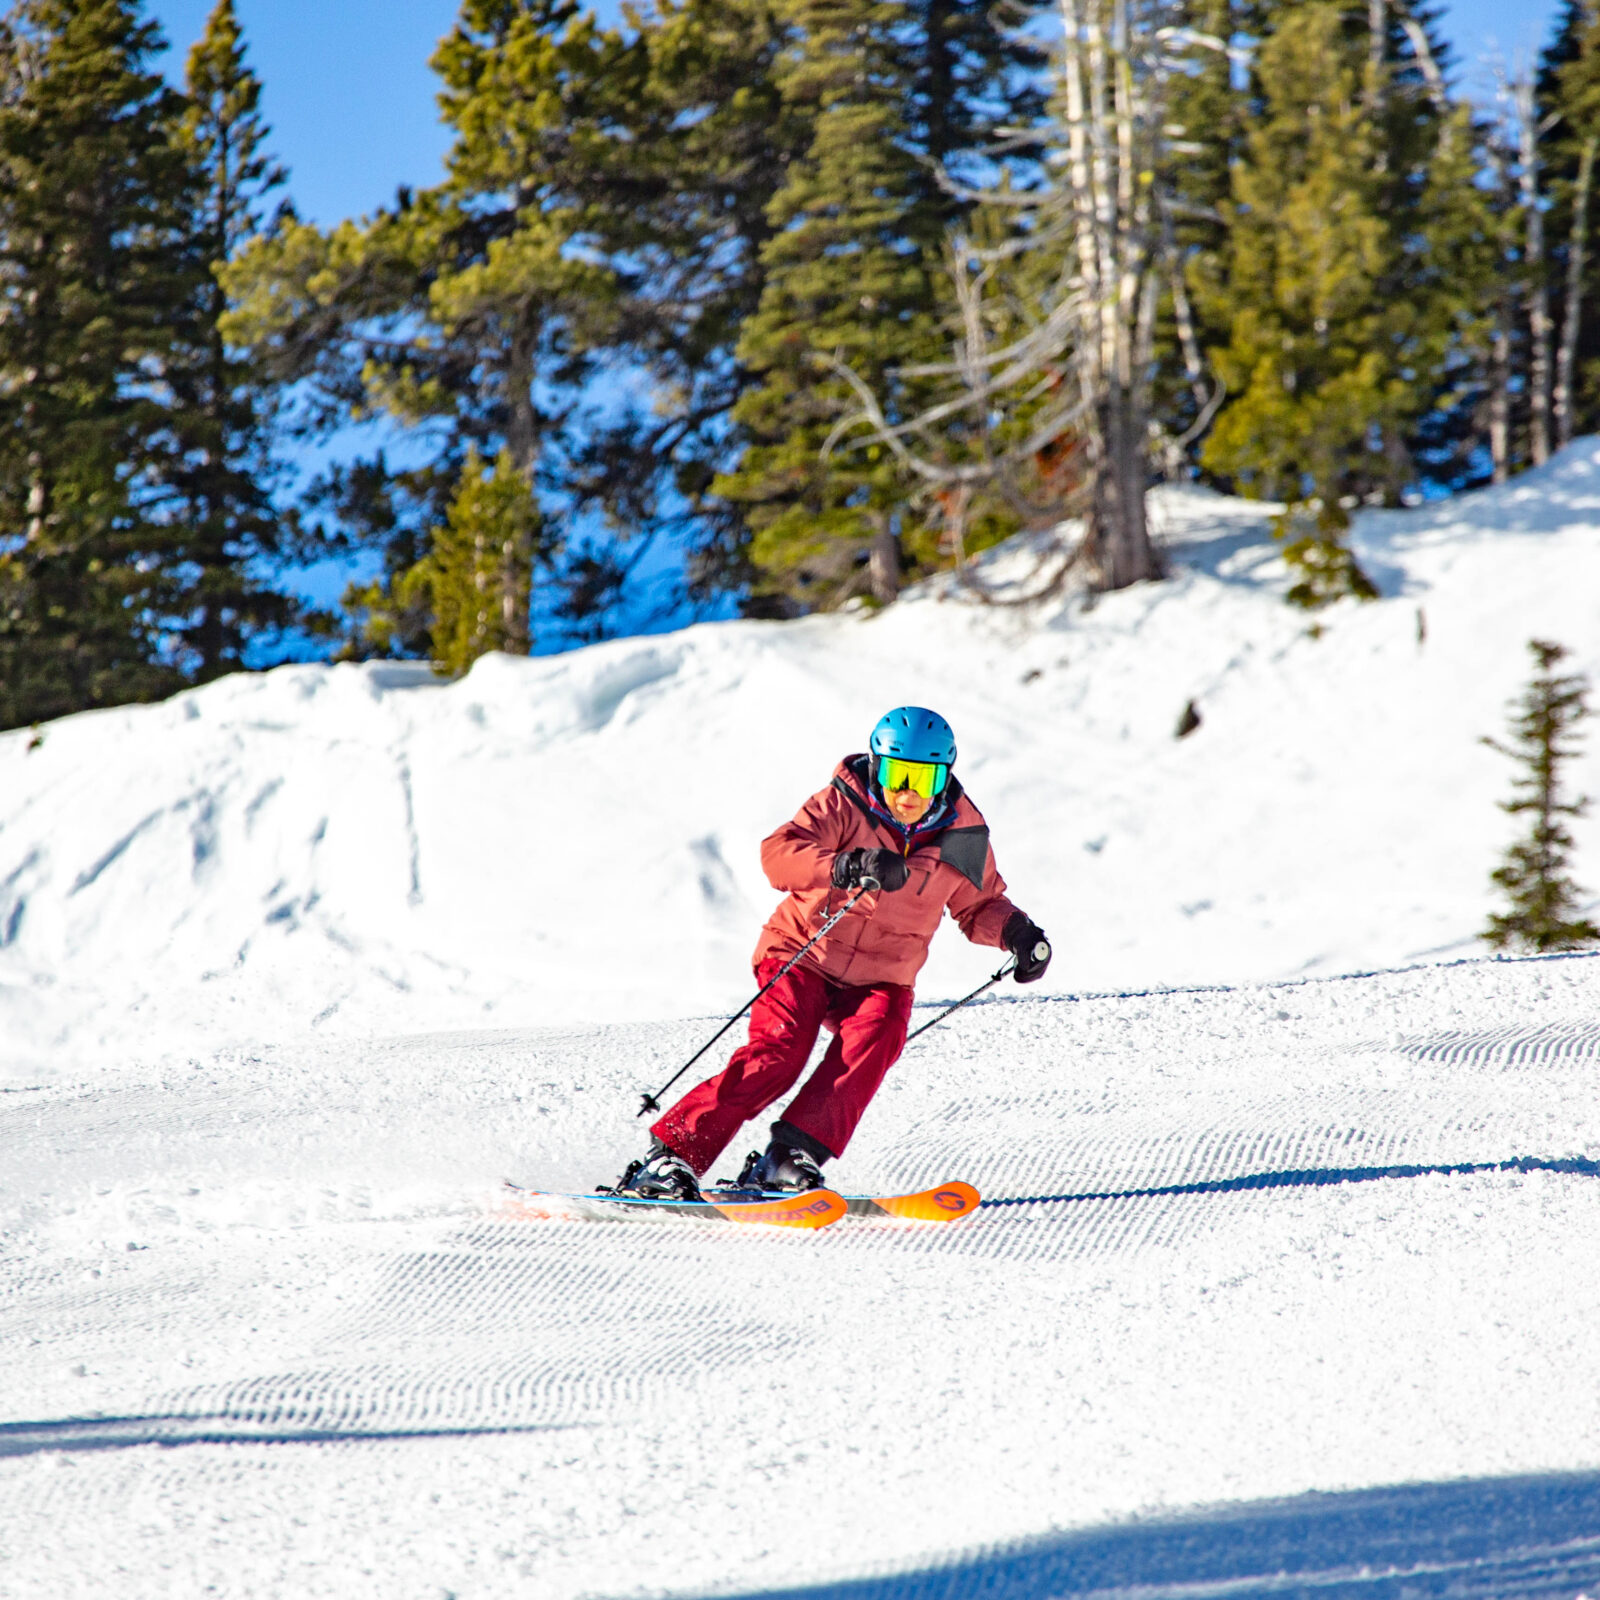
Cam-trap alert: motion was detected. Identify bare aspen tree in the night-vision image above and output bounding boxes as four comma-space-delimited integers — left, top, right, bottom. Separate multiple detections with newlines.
1516, 75, 1554, 465
1478, 131, 1519, 484
1556, 134, 1598, 451
1367, 0, 1387, 169
828, 0, 1211, 595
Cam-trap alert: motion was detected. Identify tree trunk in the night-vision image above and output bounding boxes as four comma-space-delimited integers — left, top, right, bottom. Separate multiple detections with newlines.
1556, 134, 1597, 453
504, 311, 539, 479
502, 535, 530, 653
1088, 384, 1160, 588
1066, 0, 1161, 592
868, 513, 900, 603
1519, 79, 1552, 465
1490, 288, 1512, 484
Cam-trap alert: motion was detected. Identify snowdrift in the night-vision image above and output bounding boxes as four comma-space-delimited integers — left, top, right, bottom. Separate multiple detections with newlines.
5, 441, 1600, 1077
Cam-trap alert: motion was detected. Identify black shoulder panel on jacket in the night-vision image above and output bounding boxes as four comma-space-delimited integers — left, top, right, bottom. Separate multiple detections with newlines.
833, 757, 985, 882
938, 825, 989, 890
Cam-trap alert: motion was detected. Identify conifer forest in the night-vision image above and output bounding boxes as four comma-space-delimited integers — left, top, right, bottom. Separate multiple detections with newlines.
0, 0, 1594, 729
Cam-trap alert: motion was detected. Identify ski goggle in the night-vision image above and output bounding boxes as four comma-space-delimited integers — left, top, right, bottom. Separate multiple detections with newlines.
876, 756, 949, 798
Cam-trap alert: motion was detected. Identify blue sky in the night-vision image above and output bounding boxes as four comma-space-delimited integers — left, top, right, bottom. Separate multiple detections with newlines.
149, 1, 460, 226
145, 1, 1569, 234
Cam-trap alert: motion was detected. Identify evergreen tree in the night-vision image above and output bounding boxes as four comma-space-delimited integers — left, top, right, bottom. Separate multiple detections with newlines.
1540, 1, 1600, 453
1200, 3, 1389, 604
714, 0, 939, 607
0, 0, 198, 729
388, 447, 543, 675
166, 0, 297, 679
564, 0, 807, 612
1404, 74, 1500, 493
224, 0, 748, 650
1197, 0, 1468, 605
221, 0, 620, 658
1156, 0, 1260, 468
713, 0, 1042, 609
1483, 639, 1600, 953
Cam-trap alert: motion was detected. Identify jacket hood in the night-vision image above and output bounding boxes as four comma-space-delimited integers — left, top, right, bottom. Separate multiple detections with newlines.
832, 753, 973, 839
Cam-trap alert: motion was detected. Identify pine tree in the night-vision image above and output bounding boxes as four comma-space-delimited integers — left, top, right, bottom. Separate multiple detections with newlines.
1197, 0, 1466, 606
1540, 1, 1600, 454
1156, 0, 1259, 469
389, 447, 541, 676
166, 0, 297, 679
1482, 639, 1600, 953
713, 0, 939, 608
713, 0, 1041, 609
1199, 3, 1390, 604
0, 0, 198, 729
565, 0, 808, 612
223, 0, 648, 653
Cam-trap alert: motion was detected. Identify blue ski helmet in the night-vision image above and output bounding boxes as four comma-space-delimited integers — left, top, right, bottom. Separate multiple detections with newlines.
869, 707, 957, 768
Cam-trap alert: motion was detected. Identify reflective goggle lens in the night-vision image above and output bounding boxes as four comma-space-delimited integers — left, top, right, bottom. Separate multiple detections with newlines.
877, 756, 947, 798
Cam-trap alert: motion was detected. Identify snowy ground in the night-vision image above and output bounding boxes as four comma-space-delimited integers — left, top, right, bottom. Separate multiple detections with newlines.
6, 447, 1600, 1595
6, 954, 1600, 1596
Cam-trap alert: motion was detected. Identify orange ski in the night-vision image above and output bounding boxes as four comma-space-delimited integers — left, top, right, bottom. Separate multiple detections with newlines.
839, 1181, 980, 1222
703, 1179, 981, 1222
500, 1181, 846, 1230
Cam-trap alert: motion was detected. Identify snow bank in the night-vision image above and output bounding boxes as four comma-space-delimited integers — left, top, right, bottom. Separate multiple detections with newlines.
6, 443, 1600, 1078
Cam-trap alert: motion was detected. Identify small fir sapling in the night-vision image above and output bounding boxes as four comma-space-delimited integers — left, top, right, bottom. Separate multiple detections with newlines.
1482, 639, 1600, 952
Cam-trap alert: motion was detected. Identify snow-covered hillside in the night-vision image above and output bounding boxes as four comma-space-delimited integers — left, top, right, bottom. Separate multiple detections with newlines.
6, 442, 1600, 1078
6, 446, 1600, 1598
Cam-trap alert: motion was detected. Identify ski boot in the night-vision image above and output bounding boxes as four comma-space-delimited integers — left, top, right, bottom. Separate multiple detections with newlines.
734, 1136, 825, 1193
612, 1141, 702, 1202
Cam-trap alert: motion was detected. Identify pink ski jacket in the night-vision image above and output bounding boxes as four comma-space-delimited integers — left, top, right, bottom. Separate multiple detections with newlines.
753, 755, 1023, 989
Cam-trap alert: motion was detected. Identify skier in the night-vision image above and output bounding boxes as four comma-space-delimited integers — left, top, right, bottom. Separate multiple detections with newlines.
616, 706, 1051, 1200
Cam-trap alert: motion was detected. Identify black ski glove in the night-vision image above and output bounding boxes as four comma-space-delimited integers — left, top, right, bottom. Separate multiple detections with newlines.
832, 848, 910, 892
1003, 911, 1052, 983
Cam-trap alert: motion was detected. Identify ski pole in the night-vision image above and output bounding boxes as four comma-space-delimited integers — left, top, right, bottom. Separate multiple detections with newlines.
902, 938, 1050, 1048
635, 877, 881, 1118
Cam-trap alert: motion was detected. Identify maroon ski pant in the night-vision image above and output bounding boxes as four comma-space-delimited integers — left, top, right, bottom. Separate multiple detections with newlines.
651, 958, 915, 1176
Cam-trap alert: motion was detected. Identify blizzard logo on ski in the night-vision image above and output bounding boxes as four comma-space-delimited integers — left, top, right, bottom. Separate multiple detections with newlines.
933, 1188, 971, 1213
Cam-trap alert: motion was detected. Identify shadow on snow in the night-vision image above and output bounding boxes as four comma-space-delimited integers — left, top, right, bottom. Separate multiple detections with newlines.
0, 1413, 580, 1458
981, 1154, 1600, 1209
701, 1469, 1600, 1600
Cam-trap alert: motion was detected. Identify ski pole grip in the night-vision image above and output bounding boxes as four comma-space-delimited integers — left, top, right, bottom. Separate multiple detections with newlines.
859, 875, 881, 892
1033, 940, 1051, 962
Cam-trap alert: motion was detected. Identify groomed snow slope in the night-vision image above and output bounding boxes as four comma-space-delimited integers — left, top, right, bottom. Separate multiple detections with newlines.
5, 447, 1600, 1597
6, 958, 1600, 1597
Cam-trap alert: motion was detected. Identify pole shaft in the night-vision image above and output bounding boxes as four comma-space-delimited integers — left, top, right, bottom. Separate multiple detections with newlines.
637, 879, 878, 1116
902, 958, 1017, 1047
